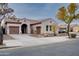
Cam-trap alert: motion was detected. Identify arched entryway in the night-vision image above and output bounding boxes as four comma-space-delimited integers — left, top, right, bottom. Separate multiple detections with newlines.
3, 28, 6, 34
21, 24, 27, 34
2, 27, 6, 34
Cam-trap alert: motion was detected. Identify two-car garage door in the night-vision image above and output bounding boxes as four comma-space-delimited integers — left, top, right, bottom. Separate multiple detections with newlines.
9, 26, 19, 34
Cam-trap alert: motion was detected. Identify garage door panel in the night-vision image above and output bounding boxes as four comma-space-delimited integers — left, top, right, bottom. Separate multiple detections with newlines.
9, 26, 19, 34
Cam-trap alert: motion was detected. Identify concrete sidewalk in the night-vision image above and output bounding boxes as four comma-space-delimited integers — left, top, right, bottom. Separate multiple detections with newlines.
0, 40, 21, 49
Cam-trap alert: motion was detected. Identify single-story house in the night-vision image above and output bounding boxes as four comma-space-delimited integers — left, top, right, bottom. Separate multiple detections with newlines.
58, 24, 79, 33
1, 16, 58, 35
0, 16, 79, 35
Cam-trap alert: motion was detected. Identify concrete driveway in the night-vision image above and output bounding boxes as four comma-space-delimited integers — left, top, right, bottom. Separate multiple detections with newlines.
3, 34, 72, 47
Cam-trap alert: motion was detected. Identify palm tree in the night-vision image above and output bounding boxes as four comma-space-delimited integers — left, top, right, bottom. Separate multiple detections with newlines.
0, 3, 14, 45
57, 3, 79, 37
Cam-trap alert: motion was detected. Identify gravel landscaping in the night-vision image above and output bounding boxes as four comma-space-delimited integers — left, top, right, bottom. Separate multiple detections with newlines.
3, 35, 15, 40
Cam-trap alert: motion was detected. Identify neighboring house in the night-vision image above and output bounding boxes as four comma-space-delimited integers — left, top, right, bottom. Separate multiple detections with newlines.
58, 24, 79, 33
71, 24, 79, 32
58, 24, 67, 33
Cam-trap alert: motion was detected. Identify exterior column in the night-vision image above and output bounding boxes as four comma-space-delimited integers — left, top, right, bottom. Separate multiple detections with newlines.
27, 24, 31, 34
19, 25, 22, 34
56, 26, 59, 35
7, 26, 9, 34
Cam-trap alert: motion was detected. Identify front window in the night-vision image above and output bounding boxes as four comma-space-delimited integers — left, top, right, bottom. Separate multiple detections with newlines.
46, 25, 48, 31
50, 25, 52, 31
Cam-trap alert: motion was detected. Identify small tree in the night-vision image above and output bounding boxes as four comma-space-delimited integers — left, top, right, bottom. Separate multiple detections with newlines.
0, 3, 14, 45
52, 24, 57, 36
57, 3, 79, 37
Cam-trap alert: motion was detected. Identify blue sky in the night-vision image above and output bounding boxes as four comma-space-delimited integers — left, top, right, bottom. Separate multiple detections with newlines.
8, 3, 79, 24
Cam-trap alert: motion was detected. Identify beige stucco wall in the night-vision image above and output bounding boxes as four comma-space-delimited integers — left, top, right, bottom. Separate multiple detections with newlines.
32, 19, 58, 34
32, 20, 54, 34
41, 20, 57, 34
73, 26, 79, 32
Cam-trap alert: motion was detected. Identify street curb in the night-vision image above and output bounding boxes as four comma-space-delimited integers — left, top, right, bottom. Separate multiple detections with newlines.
0, 44, 21, 49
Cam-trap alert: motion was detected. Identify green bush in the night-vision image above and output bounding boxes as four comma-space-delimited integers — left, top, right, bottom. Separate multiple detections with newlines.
70, 34, 76, 38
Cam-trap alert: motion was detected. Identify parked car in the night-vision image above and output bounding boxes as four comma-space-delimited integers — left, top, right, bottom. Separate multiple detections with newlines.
59, 30, 67, 33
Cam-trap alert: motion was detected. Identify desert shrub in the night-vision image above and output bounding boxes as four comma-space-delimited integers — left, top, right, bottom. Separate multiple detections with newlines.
70, 33, 76, 38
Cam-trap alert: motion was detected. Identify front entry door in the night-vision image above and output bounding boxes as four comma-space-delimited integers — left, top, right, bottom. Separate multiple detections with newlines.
21, 24, 27, 34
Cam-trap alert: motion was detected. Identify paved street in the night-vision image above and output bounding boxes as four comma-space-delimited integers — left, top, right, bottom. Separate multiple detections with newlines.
0, 38, 79, 56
